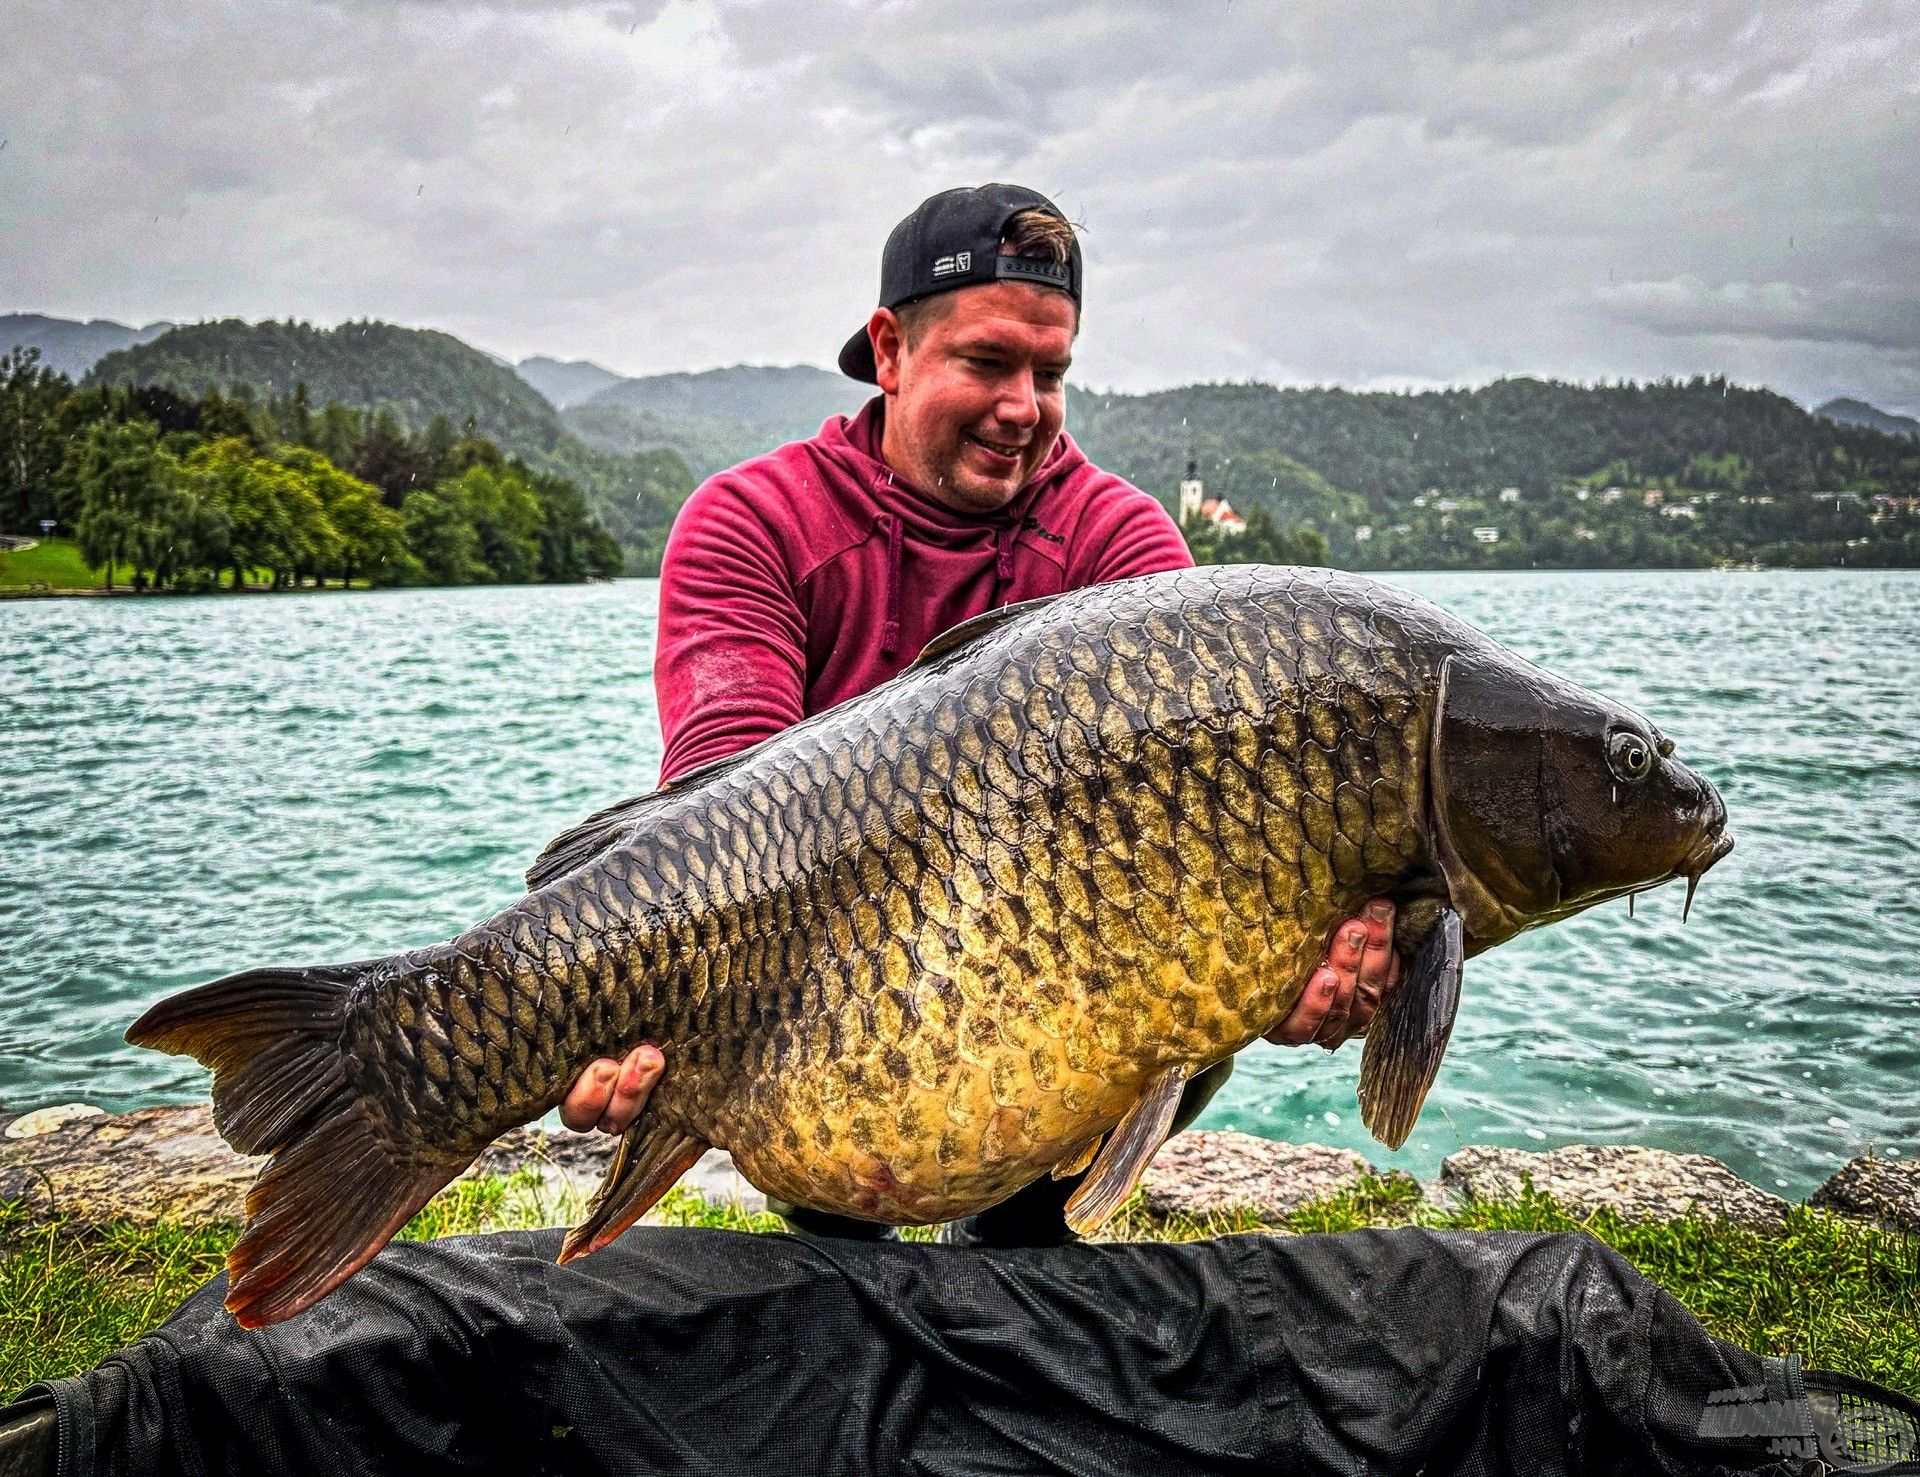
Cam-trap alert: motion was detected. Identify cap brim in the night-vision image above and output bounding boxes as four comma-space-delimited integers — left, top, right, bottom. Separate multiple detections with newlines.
838, 324, 878, 383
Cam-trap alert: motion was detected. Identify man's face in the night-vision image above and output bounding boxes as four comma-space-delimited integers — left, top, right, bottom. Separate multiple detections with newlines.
871, 281, 1076, 515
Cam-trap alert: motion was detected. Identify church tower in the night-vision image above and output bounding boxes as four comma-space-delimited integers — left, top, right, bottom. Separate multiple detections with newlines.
1177, 459, 1204, 523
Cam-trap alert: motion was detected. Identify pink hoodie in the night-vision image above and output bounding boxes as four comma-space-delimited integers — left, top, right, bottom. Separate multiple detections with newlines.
655, 397, 1192, 782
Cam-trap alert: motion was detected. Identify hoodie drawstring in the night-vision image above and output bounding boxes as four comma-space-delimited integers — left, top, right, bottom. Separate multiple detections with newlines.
993, 518, 1017, 599
878, 512, 905, 658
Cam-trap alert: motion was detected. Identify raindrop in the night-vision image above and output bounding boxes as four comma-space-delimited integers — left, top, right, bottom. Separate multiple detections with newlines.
1322, 1110, 1340, 1127
1826, 1115, 1848, 1129
1888, 1147, 1902, 1157
1525, 1127, 1548, 1141
1774, 1178, 1789, 1188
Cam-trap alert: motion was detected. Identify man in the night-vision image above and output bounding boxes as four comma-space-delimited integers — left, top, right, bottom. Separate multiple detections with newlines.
556, 184, 1401, 1244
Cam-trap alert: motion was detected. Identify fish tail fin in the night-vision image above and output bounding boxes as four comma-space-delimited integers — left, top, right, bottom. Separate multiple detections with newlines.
126, 964, 463, 1328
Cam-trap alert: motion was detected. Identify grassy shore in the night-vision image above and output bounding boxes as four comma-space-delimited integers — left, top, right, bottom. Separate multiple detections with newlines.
0, 537, 358, 596
0, 537, 129, 593
3, 1169, 1913, 1404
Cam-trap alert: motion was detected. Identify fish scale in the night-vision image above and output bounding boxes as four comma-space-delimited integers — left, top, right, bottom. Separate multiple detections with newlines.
128, 563, 1733, 1326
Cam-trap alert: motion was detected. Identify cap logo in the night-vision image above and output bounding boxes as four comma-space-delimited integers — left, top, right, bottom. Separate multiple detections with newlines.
931, 250, 972, 279
995, 256, 1071, 288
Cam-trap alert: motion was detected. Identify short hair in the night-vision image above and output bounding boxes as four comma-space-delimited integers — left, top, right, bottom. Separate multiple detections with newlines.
896, 207, 1081, 347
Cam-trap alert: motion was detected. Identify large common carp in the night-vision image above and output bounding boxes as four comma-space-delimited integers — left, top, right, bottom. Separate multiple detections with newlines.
130, 565, 1731, 1326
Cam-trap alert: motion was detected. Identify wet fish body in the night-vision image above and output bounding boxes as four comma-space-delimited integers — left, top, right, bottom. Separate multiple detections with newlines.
129, 565, 1731, 1325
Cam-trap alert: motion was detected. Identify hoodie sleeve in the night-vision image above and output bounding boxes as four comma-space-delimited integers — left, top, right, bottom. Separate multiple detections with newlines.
1071, 478, 1196, 585
654, 477, 808, 785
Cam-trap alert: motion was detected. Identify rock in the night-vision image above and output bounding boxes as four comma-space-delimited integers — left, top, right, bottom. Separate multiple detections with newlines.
0, 1102, 770, 1228
1809, 1156, 1920, 1235
1440, 1144, 1790, 1229
3, 1102, 107, 1139
1141, 1130, 1381, 1222
0, 1102, 259, 1224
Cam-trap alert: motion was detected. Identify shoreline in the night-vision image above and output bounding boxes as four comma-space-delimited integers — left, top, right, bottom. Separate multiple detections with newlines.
3, 1102, 1913, 1240
6, 565, 1920, 603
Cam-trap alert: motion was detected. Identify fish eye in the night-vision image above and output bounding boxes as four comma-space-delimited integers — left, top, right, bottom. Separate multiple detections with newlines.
1608, 731, 1654, 783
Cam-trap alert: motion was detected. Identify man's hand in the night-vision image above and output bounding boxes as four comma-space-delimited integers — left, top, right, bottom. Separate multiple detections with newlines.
1266, 897, 1400, 1050
561, 1044, 665, 1136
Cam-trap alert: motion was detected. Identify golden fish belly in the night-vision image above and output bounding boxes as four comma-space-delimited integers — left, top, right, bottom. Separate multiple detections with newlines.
711, 895, 1328, 1224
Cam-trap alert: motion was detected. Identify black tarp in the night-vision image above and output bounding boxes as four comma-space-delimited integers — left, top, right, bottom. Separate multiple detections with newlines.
34, 1224, 1827, 1476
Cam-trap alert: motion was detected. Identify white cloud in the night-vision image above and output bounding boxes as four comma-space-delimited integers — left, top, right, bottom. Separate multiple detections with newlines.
2, 0, 1915, 412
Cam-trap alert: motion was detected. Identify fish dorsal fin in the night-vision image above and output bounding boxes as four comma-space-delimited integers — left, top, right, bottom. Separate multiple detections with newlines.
905, 592, 1061, 674
1356, 906, 1465, 1150
1061, 1062, 1191, 1234
523, 742, 770, 892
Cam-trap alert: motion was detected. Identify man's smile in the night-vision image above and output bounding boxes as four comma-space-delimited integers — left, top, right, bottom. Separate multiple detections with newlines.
966, 431, 1026, 462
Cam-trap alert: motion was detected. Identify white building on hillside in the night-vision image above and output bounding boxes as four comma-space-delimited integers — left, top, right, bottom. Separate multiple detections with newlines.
1177, 462, 1246, 535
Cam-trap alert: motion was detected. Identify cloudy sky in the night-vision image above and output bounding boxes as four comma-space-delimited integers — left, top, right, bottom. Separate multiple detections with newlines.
4, 0, 1917, 410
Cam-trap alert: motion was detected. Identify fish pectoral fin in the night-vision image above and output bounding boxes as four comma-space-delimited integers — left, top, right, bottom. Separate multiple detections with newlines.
1356, 905, 1464, 1151
558, 1121, 708, 1263
1051, 1132, 1104, 1180
1061, 1064, 1191, 1234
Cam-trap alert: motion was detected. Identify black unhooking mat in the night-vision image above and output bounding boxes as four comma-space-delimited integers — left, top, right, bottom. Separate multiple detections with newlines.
33, 1224, 1814, 1476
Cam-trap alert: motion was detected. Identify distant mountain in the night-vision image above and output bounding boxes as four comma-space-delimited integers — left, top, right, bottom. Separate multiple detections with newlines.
566, 364, 869, 479
516, 356, 626, 410
88, 319, 566, 458
1, 313, 174, 379
1816, 397, 1919, 438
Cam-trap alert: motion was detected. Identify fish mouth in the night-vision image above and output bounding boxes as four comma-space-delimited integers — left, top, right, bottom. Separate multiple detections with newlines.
1675, 827, 1734, 922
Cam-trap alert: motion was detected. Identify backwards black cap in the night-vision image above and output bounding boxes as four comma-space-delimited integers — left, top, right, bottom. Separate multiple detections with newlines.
837, 183, 1082, 383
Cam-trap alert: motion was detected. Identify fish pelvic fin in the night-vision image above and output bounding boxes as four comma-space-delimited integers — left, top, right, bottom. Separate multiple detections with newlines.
1062, 1063, 1191, 1235
126, 964, 467, 1328
1356, 906, 1465, 1151
1051, 1132, 1104, 1180
558, 1121, 708, 1263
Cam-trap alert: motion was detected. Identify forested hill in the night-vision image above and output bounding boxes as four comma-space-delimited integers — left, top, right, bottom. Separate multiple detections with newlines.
88, 320, 565, 461
560, 364, 868, 479
1068, 376, 1920, 514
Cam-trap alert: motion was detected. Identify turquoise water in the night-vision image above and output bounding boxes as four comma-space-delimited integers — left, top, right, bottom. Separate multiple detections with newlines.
3, 572, 1916, 1196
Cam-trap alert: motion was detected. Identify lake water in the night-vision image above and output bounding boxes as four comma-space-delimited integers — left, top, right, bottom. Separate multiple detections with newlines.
3, 571, 1916, 1197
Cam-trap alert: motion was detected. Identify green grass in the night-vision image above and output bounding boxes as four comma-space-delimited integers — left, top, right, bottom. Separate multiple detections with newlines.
5, 1171, 1914, 1404
0, 537, 127, 592
0, 536, 359, 595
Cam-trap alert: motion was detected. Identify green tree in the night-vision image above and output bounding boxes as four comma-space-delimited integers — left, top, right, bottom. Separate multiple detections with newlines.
401, 484, 486, 585
277, 446, 409, 585
444, 463, 542, 582
67, 419, 175, 591
182, 438, 338, 590
0, 347, 74, 532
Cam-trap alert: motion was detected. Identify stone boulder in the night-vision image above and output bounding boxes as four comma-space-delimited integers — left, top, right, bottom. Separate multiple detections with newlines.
1141, 1130, 1382, 1223
0, 1102, 768, 1230
1809, 1155, 1920, 1235
0, 1102, 259, 1225
1440, 1143, 1790, 1229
